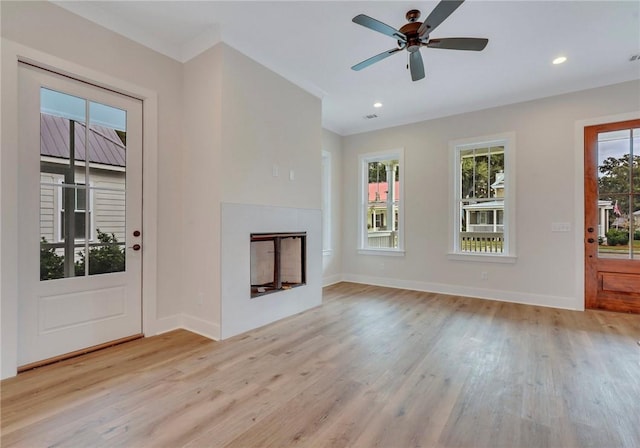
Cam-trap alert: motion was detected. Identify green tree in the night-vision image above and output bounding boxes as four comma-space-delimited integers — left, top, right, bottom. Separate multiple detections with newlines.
368, 160, 399, 183
461, 149, 504, 198
599, 155, 640, 222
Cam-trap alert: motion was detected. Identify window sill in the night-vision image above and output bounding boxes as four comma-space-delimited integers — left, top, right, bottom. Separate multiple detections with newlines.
447, 252, 517, 264
358, 248, 405, 257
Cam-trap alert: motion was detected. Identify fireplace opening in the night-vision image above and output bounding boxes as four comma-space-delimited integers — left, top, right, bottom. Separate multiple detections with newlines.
250, 232, 306, 298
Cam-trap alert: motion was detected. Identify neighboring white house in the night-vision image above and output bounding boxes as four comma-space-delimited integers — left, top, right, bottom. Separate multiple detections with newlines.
598, 200, 614, 239
39, 113, 126, 248
462, 171, 505, 233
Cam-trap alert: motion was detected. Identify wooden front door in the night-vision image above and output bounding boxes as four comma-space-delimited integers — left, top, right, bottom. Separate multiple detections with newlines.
584, 120, 640, 313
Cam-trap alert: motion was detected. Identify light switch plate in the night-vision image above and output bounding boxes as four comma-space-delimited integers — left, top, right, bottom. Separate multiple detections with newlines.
551, 222, 571, 232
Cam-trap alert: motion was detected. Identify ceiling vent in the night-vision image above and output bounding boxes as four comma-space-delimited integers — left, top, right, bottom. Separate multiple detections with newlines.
630, 54, 640, 62
364, 114, 378, 119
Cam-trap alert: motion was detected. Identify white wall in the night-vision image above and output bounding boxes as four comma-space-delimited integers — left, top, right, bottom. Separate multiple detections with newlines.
322, 129, 343, 285
180, 43, 322, 339
341, 80, 640, 310
218, 45, 322, 338
1, 1, 183, 378
220, 45, 322, 209
180, 45, 223, 337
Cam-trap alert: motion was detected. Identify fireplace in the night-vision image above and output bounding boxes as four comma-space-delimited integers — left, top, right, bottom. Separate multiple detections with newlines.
222, 203, 321, 338
250, 232, 306, 298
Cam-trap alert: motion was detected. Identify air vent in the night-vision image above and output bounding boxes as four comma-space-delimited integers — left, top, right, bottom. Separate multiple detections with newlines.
630, 54, 640, 62
363, 114, 378, 120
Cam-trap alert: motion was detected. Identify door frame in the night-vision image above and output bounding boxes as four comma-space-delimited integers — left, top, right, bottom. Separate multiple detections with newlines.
1, 40, 159, 378
574, 111, 640, 311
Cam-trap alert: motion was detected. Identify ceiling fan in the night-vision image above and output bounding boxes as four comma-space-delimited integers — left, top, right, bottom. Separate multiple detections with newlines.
351, 0, 488, 81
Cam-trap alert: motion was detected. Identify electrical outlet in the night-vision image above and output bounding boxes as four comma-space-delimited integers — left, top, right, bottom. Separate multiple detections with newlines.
272, 164, 279, 177
481, 272, 489, 280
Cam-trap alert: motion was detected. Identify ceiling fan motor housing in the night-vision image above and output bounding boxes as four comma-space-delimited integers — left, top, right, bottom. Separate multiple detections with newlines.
399, 21, 423, 52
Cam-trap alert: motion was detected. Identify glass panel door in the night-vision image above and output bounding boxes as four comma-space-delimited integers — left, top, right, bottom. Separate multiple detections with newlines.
596, 128, 640, 259
39, 88, 128, 280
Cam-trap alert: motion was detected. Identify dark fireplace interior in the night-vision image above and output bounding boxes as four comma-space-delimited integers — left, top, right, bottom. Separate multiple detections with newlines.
250, 232, 306, 298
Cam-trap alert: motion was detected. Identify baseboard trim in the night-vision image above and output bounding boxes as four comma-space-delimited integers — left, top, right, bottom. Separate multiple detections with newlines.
182, 314, 221, 341
152, 314, 220, 341
152, 315, 182, 336
341, 274, 580, 311
150, 274, 579, 343
322, 274, 343, 287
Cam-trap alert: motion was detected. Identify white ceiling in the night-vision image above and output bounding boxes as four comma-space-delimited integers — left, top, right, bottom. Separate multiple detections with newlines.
53, 1, 640, 136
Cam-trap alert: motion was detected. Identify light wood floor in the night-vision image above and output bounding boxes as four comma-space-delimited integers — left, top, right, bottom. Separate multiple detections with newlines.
2, 282, 640, 447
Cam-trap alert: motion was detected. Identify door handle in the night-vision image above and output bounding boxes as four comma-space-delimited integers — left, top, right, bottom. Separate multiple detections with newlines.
587, 238, 595, 243
587, 227, 594, 233
129, 244, 141, 251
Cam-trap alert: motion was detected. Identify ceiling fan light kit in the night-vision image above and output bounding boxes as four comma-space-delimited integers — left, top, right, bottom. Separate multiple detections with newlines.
351, 0, 488, 81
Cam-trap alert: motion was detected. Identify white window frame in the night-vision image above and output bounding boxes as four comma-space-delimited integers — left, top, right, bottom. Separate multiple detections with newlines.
55, 178, 95, 243
449, 132, 516, 263
358, 148, 405, 256
321, 150, 332, 255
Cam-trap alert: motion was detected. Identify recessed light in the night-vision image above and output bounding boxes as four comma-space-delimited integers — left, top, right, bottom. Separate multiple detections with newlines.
552, 56, 567, 65
373, 102, 383, 108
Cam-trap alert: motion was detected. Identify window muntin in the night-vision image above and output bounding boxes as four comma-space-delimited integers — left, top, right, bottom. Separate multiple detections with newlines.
359, 150, 404, 253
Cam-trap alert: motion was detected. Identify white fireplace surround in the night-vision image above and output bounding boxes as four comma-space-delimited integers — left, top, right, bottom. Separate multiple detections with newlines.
221, 203, 322, 339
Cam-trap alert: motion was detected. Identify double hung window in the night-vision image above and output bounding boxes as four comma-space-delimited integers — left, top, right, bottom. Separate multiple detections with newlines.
451, 134, 516, 261
359, 149, 404, 254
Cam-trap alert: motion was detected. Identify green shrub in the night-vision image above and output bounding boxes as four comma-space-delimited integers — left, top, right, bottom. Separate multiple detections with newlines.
634, 229, 640, 241
606, 228, 629, 246
40, 230, 125, 279
75, 230, 125, 275
40, 237, 64, 280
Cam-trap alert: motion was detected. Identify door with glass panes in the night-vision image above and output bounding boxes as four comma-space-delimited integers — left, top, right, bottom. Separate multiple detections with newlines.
18, 64, 143, 367
584, 120, 640, 313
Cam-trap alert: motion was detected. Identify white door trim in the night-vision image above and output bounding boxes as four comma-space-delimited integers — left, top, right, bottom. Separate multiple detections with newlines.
1, 39, 159, 379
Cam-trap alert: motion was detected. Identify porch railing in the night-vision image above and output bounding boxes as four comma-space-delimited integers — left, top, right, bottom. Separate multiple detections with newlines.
460, 232, 504, 253
367, 231, 397, 248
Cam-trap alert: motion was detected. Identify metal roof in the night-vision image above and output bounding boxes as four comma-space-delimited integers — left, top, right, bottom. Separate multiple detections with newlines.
40, 113, 125, 167
368, 181, 400, 203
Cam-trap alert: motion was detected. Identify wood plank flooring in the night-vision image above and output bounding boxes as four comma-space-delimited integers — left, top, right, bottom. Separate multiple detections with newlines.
2, 282, 640, 447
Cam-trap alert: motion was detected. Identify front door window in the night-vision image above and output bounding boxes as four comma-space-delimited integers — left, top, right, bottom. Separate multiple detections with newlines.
39, 88, 128, 280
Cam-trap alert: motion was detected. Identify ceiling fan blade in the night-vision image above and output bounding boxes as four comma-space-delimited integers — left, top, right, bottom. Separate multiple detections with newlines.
427, 38, 488, 51
352, 14, 407, 42
418, 0, 465, 38
409, 51, 425, 81
351, 48, 403, 71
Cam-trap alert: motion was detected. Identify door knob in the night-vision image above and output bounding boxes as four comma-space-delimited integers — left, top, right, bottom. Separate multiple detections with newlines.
129, 244, 141, 251
587, 238, 595, 243
587, 227, 594, 233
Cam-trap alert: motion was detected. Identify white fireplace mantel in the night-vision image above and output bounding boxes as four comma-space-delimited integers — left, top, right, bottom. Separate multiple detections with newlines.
220, 203, 322, 339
